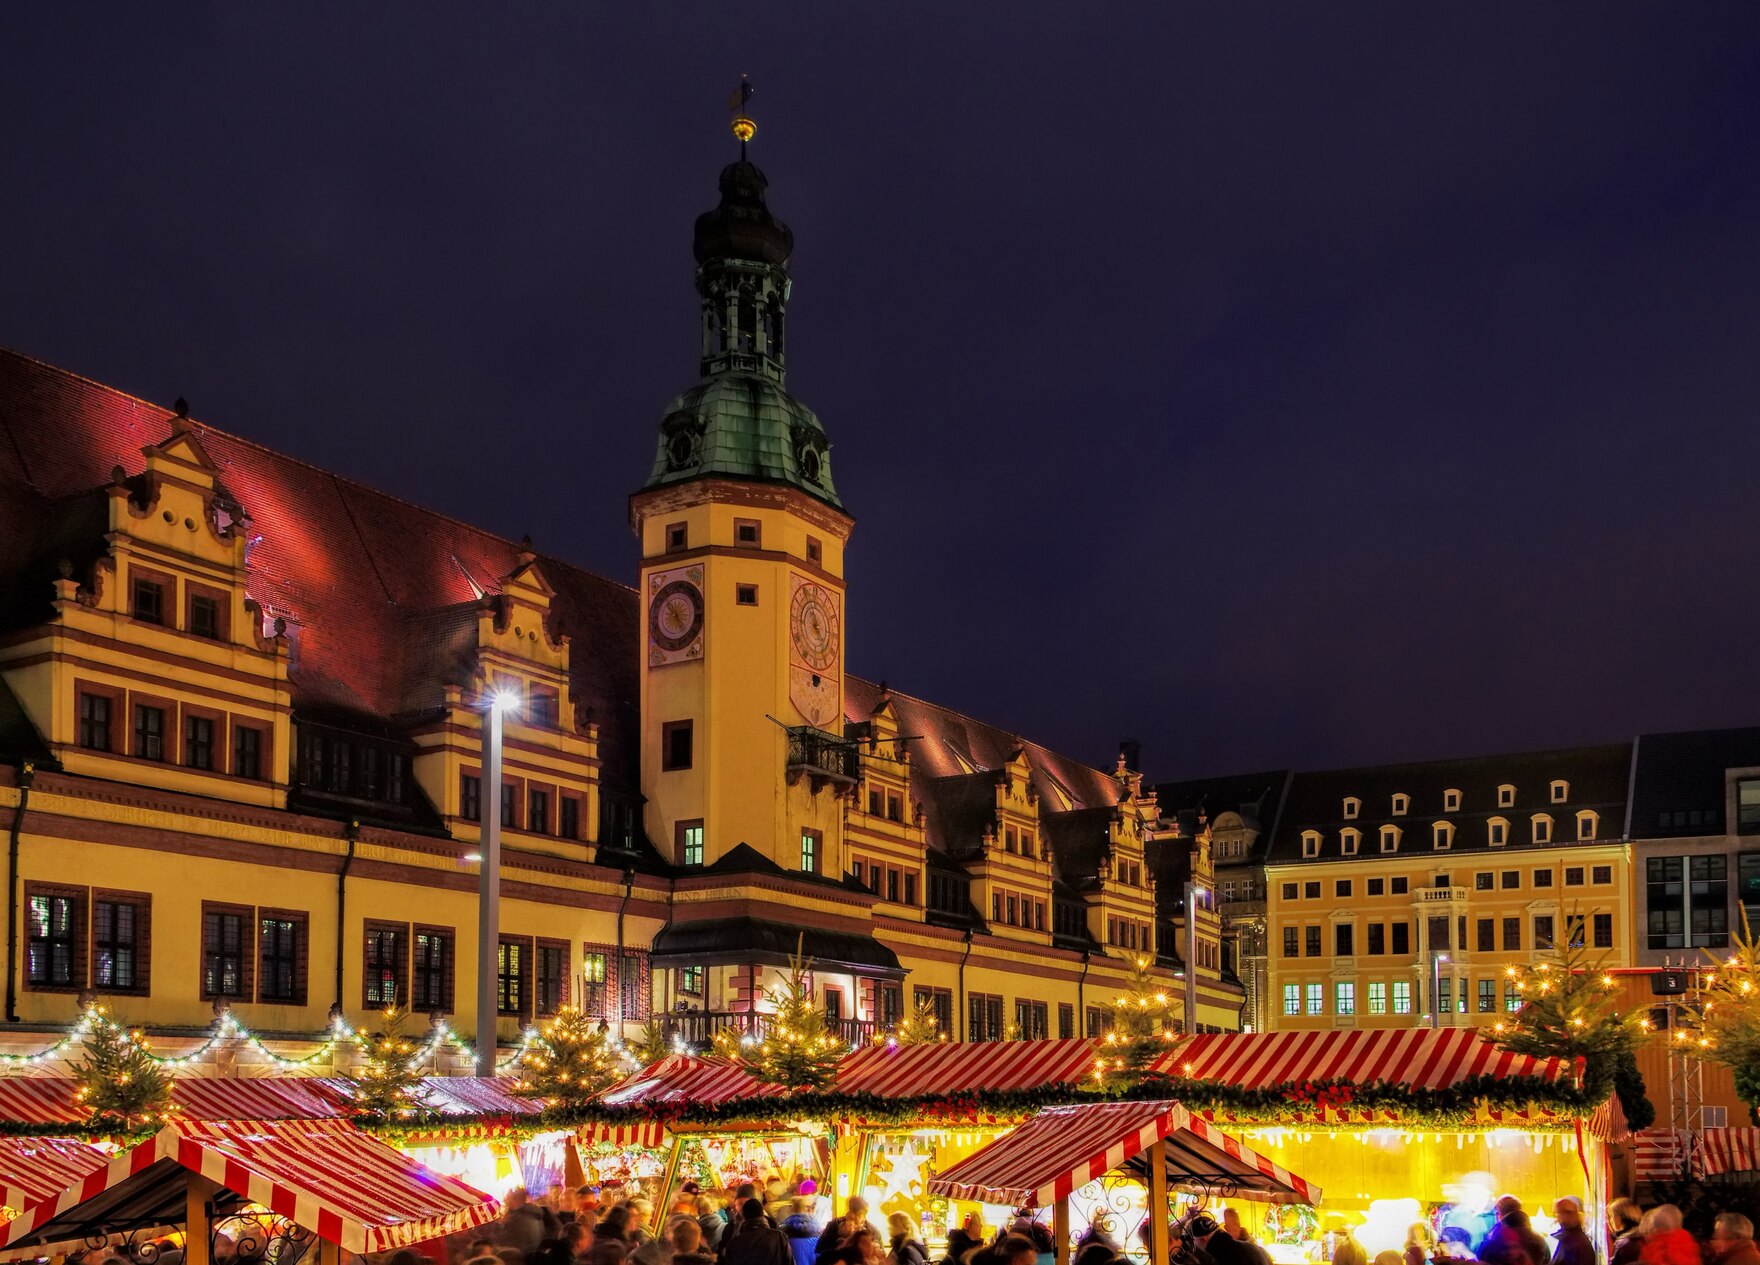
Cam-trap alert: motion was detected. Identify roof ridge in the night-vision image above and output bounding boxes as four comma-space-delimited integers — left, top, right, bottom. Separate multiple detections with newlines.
0, 344, 638, 599
1293, 738, 1634, 780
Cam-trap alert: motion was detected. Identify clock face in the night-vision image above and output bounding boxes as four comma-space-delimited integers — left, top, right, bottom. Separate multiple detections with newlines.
789, 580, 840, 672
651, 573, 704, 654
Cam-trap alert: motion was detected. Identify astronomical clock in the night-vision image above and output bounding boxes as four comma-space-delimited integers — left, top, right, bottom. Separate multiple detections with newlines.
788, 573, 841, 728
647, 564, 705, 667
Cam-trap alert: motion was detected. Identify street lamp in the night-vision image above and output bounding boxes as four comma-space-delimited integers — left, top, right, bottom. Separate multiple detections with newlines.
1184, 882, 1206, 1035
476, 687, 521, 1076
1432, 953, 1450, 1030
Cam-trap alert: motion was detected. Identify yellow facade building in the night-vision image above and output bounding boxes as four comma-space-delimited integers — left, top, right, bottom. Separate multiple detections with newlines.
0, 143, 1240, 1068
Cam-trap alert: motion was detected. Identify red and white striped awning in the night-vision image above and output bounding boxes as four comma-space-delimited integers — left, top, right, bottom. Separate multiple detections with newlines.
601, 1056, 784, 1107
0, 1118, 501, 1257
0, 1138, 107, 1214
310, 1075, 543, 1117
928, 1100, 1320, 1209
1698, 1127, 1760, 1176
1161, 1029, 1572, 1091
838, 1040, 1105, 1098
0, 1080, 82, 1127
1629, 1130, 1684, 1181
578, 1121, 669, 1150
171, 1077, 344, 1120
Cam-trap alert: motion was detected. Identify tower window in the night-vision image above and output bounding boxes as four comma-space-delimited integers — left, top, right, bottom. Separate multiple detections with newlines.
676, 820, 704, 867
806, 537, 823, 566
662, 720, 694, 771
736, 584, 758, 606
734, 519, 761, 546
800, 829, 821, 874
665, 522, 688, 552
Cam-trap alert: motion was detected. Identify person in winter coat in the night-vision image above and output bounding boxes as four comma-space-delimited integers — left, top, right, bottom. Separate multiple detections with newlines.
1549, 1199, 1595, 1265
943, 1217, 984, 1265
1479, 1202, 1547, 1265
782, 1200, 824, 1265
1708, 1214, 1760, 1265
1608, 1201, 1644, 1265
673, 1219, 720, 1265
722, 1202, 793, 1265
887, 1214, 928, 1265
815, 1201, 870, 1265
1637, 1206, 1701, 1265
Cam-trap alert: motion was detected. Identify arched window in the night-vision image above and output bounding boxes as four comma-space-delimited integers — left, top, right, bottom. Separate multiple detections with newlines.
764, 297, 785, 358
1301, 830, 1322, 859
1576, 810, 1598, 841
1488, 817, 1509, 846
1531, 814, 1554, 845
1341, 828, 1361, 856
1379, 824, 1401, 853
737, 290, 757, 352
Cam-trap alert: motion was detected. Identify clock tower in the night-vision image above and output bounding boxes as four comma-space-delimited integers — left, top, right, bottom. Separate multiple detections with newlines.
631, 115, 855, 876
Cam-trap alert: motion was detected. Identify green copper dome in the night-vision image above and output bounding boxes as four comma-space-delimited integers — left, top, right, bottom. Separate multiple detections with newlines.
646, 373, 840, 508
641, 154, 841, 511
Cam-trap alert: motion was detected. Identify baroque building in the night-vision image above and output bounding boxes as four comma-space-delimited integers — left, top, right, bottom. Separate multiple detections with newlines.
0, 136, 1241, 1064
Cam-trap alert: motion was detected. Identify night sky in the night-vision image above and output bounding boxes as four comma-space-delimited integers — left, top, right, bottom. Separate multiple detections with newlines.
5, 7, 1759, 781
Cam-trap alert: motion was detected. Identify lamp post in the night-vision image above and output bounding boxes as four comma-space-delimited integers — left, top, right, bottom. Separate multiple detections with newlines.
476, 689, 520, 1076
1184, 882, 1205, 1035
1432, 953, 1450, 1030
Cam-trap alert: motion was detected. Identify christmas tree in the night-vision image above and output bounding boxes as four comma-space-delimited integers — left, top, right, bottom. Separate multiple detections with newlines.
349, 1004, 427, 1118
730, 944, 843, 1090
71, 1006, 173, 1131
512, 1005, 623, 1106
1491, 925, 1646, 1109
1697, 910, 1760, 1121
891, 998, 946, 1046
627, 1017, 673, 1066
1096, 956, 1180, 1085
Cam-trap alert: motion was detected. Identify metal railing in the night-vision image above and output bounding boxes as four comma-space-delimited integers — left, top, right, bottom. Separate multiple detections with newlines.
654, 1009, 880, 1049
785, 726, 860, 784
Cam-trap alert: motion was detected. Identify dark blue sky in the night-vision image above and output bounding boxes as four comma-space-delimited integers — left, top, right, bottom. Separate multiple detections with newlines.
5, 6, 1759, 779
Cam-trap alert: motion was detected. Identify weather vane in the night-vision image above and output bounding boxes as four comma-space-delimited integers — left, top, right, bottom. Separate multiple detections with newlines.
729, 75, 756, 158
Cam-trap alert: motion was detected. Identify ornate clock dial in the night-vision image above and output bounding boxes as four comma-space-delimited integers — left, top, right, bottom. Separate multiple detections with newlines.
789, 581, 839, 672
649, 579, 704, 653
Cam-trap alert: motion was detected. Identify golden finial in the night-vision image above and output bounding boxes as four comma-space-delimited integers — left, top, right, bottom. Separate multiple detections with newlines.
729, 75, 756, 155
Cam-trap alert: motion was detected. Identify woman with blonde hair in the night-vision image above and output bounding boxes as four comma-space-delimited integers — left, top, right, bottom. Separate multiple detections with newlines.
887, 1214, 927, 1265
1403, 1222, 1435, 1265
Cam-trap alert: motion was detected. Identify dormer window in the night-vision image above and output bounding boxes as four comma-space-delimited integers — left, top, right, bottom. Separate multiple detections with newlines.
1443, 788, 1462, 813
1550, 780, 1569, 803
1341, 828, 1361, 856
1488, 817, 1509, 847
1577, 810, 1598, 841
1301, 830, 1322, 859
1497, 784, 1516, 808
1343, 797, 1361, 820
1391, 793, 1409, 816
1379, 825, 1401, 853
1532, 814, 1553, 845
1433, 822, 1455, 850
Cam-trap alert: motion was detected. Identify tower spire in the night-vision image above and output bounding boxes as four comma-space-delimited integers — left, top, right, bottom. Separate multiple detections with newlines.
729, 75, 756, 161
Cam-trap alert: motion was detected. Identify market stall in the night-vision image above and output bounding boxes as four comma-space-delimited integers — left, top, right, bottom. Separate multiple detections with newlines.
0, 1138, 108, 1223
0, 1116, 501, 1263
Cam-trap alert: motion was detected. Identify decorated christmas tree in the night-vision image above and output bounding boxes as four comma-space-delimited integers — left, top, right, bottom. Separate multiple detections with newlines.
512, 1004, 623, 1105
1698, 910, 1760, 1121
627, 1017, 673, 1066
727, 944, 843, 1090
891, 997, 946, 1046
1096, 956, 1180, 1085
71, 1006, 173, 1131
349, 1004, 427, 1118
1491, 925, 1647, 1118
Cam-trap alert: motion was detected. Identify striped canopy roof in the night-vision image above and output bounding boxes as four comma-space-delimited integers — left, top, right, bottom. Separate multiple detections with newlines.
928, 1100, 1320, 1208
1161, 1028, 1573, 1089
838, 1039, 1107, 1097
0, 1117, 501, 1257
0, 1137, 108, 1215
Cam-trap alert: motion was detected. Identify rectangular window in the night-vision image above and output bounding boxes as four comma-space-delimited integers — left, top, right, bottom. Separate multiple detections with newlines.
886, 794, 902, 821
500, 783, 517, 828
886, 868, 900, 902
1282, 984, 1300, 1016
1479, 978, 1496, 1012
1305, 982, 1323, 1015
1335, 924, 1354, 956
184, 714, 215, 771
662, 720, 694, 771
969, 993, 1005, 1042
460, 774, 481, 822
526, 685, 561, 728
581, 951, 609, 1017
1058, 1002, 1075, 1039
258, 914, 302, 1004
1305, 926, 1321, 957
677, 820, 704, 867
1534, 868, 1554, 888
1475, 872, 1494, 891
1367, 878, 1384, 896
26, 890, 82, 989
1282, 882, 1298, 900
665, 522, 687, 551
1304, 881, 1321, 899
800, 829, 821, 874
536, 941, 568, 1016
904, 873, 918, 905
915, 987, 954, 1036
1739, 778, 1760, 832
133, 704, 166, 761
202, 906, 251, 1000
1335, 982, 1355, 1015
1533, 915, 1555, 950
619, 952, 646, 1019
233, 725, 263, 779
1438, 977, 1452, 1015
1505, 982, 1521, 1012
733, 518, 761, 546
363, 922, 406, 1008
1368, 981, 1387, 1014
77, 691, 113, 752
412, 927, 454, 1013
1477, 918, 1495, 952
736, 584, 758, 606
1565, 866, 1585, 887
559, 796, 580, 840
1282, 927, 1299, 958
1593, 865, 1613, 885
1503, 917, 1521, 951
499, 938, 530, 1017
880, 984, 903, 1028
189, 593, 221, 640
131, 577, 164, 624
1367, 923, 1385, 955
1391, 876, 1408, 895
1392, 922, 1410, 954
528, 788, 550, 835
1392, 981, 1412, 1014
1015, 998, 1049, 1040
680, 965, 705, 998
92, 895, 147, 993
1335, 879, 1353, 898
